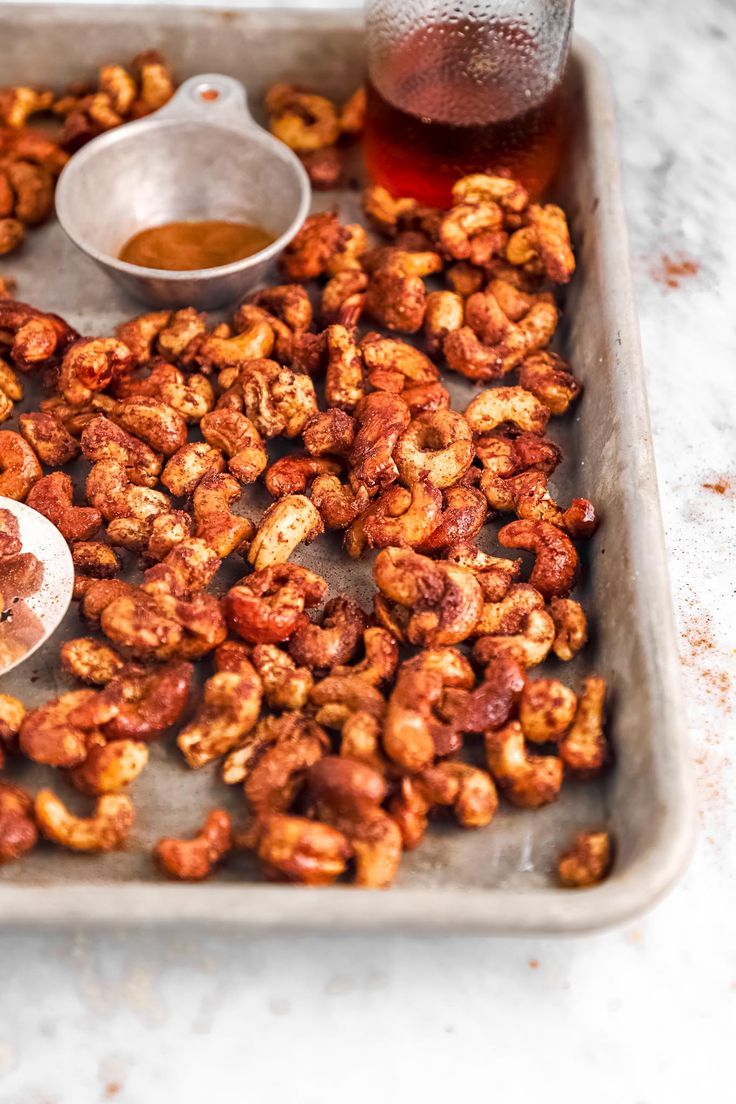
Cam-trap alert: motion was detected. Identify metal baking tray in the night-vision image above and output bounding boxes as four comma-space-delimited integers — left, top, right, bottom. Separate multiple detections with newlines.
0, 3, 694, 933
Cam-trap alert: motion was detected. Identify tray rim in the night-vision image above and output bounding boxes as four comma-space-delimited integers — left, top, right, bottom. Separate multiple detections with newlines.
0, 3, 696, 934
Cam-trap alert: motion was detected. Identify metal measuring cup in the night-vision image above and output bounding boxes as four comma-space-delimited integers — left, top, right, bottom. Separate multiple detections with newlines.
55, 74, 311, 310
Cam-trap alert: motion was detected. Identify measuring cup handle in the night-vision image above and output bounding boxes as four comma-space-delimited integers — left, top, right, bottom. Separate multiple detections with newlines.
153, 74, 259, 128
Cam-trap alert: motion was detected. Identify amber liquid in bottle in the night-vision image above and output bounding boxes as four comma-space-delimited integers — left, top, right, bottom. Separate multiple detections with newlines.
363, 20, 567, 207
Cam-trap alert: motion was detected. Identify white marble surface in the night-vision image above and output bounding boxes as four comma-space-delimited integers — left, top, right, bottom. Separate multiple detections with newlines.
1, 0, 735, 1100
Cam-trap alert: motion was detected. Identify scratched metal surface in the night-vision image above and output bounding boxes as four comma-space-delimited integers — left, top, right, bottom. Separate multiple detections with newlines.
0, 4, 694, 932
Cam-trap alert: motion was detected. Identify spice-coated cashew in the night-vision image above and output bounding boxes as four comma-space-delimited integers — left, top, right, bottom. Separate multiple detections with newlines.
154, 810, 232, 881
247, 494, 324, 570
485, 721, 563, 808
34, 789, 134, 851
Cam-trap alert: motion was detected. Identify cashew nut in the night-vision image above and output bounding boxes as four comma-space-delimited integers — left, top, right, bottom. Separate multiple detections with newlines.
34, 789, 134, 851
247, 494, 324, 570
485, 721, 563, 808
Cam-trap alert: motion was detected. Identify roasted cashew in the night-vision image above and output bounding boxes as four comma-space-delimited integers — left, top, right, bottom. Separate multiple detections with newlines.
440, 655, 525, 737
141, 537, 220, 599
475, 429, 561, 479
310, 473, 368, 531
154, 306, 207, 363
486, 469, 598, 538
86, 460, 170, 523
356, 477, 443, 553
0, 217, 24, 256
451, 173, 528, 213
200, 409, 267, 485
558, 830, 611, 887
245, 718, 329, 816
349, 391, 410, 491
447, 293, 558, 379
218, 710, 295, 786
289, 595, 367, 670
498, 519, 580, 599
266, 84, 341, 152
399, 382, 450, 418
506, 204, 575, 284
306, 757, 402, 888
0, 356, 23, 422
116, 361, 215, 423
445, 541, 521, 602
559, 676, 608, 774
321, 270, 367, 326
177, 659, 262, 769
69, 739, 149, 795
446, 261, 486, 300
154, 809, 232, 881
520, 678, 578, 743
0, 782, 37, 864
325, 222, 369, 275
60, 636, 125, 685
195, 317, 275, 373
423, 289, 464, 355
394, 409, 474, 489
58, 338, 132, 406
34, 789, 134, 851
114, 309, 171, 365
465, 386, 550, 436
308, 669, 385, 770
549, 597, 588, 661
248, 494, 324, 570
360, 333, 439, 391
391, 762, 498, 849
364, 248, 442, 333
443, 326, 511, 382
518, 351, 581, 414
265, 454, 341, 498
418, 485, 488, 553
249, 283, 313, 334
438, 201, 505, 265
18, 410, 78, 467
302, 407, 356, 459
233, 358, 317, 439
0, 298, 77, 370
0, 85, 54, 128
0, 693, 24, 768
0, 429, 41, 500
485, 721, 563, 808
160, 441, 225, 498
225, 564, 327, 645
474, 582, 545, 636
110, 396, 187, 456
280, 210, 348, 281
101, 586, 226, 661
373, 547, 483, 646
131, 49, 176, 113
80, 414, 162, 487
383, 651, 471, 772
362, 184, 418, 238
251, 643, 313, 711
70, 539, 120, 581
255, 813, 351, 885
192, 471, 253, 558
473, 607, 555, 669
70, 660, 193, 741
19, 689, 101, 767
324, 324, 365, 412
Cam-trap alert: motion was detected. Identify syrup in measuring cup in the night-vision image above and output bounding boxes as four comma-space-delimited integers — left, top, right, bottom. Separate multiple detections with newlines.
363, 19, 568, 207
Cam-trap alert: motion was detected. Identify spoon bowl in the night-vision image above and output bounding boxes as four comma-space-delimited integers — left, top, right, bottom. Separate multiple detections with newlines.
0, 497, 74, 677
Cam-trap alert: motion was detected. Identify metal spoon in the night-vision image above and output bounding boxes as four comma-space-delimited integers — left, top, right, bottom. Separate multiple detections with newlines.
0, 497, 74, 677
